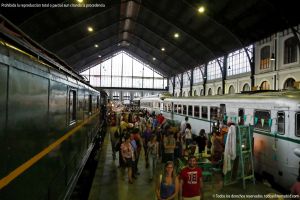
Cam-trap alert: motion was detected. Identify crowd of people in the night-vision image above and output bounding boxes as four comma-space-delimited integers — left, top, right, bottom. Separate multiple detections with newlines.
106, 108, 300, 199
107, 110, 206, 199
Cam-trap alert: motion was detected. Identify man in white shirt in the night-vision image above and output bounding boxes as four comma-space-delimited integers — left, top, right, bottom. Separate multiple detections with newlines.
180, 116, 189, 134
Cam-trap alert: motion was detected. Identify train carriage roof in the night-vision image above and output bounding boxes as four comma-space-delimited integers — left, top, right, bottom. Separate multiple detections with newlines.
164, 90, 300, 102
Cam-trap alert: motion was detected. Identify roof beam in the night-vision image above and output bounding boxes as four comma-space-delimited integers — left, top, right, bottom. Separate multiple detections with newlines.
40, 4, 121, 45
134, 1, 225, 59
125, 32, 190, 71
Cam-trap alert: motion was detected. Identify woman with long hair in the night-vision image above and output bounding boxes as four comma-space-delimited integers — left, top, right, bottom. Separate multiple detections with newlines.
156, 161, 179, 200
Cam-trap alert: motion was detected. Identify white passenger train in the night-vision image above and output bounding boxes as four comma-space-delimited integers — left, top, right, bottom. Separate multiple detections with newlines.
140, 90, 300, 191
140, 94, 163, 114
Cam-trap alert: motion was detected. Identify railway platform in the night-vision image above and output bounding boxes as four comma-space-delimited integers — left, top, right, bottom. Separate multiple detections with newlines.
87, 133, 286, 200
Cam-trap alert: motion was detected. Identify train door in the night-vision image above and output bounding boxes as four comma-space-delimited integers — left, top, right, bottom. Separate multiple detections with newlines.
238, 108, 245, 125
253, 110, 275, 176
275, 110, 299, 188
88, 94, 92, 115
220, 104, 226, 122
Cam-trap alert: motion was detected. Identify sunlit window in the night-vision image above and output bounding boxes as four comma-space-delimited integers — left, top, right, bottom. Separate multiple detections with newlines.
284, 37, 298, 64
90, 64, 100, 75
101, 60, 111, 76
101, 76, 111, 87
227, 45, 252, 75
144, 65, 153, 77
133, 77, 143, 88
112, 76, 121, 87
207, 58, 222, 80
123, 54, 132, 76
143, 78, 153, 88
133, 59, 143, 77
80, 51, 164, 90
163, 79, 167, 89
259, 46, 270, 70
112, 56, 122, 76
154, 79, 163, 89
260, 81, 270, 90
90, 75, 100, 87
183, 70, 191, 86
193, 66, 204, 84
122, 77, 132, 88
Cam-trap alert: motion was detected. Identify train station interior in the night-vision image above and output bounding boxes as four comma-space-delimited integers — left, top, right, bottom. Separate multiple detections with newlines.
1, 0, 300, 199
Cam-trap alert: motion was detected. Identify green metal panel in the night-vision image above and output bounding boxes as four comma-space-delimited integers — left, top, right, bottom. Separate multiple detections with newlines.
49, 80, 67, 133
3, 67, 49, 199
0, 63, 8, 178
0, 64, 7, 133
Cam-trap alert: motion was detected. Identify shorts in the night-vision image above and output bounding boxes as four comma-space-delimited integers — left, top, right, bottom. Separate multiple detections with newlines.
124, 158, 133, 168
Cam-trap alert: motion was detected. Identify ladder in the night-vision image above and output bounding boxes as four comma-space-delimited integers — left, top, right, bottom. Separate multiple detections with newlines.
223, 125, 255, 189
237, 125, 255, 189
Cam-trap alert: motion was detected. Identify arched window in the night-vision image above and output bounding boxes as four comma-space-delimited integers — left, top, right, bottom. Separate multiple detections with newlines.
183, 91, 186, 97
194, 90, 197, 96
217, 87, 222, 95
207, 88, 212, 96
243, 83, 250, 92
228, 85, 235, 94
260, 81, 270, 90
284, 37, 298, 64
200, 89, 204, 96
175, 92, 177, 97
260, 46, 270, 70
284, 78, 296, 89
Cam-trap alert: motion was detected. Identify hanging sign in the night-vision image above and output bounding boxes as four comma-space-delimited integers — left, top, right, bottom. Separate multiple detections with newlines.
268, 118, 272, 127
254, 117, 258, 125
261, 118, 265, 127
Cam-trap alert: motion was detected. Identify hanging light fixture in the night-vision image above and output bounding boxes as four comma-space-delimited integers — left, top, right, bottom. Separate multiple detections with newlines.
270, 53, 275, 61
228, 66, 231, 69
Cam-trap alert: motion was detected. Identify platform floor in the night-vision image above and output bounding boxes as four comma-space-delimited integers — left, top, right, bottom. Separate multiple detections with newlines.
88, 134, 281, 200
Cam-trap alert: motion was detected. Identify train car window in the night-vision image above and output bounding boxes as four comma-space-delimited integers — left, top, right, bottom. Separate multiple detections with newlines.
178, 105, 182, 114
220, 104, 226, 121
183, 105, 187, 115
164, 104, 167, 111
238, 108, 245, 125
69, 90, 77, 123
254, 110, 271, 131
194, 106, 200, 118
174, 104, 177, 113
188, 105, 193, 116
167, 104, 171, 112
277, 112, 285, 135
202, 106, 208, 119
88, 94, 92, 114
295, 112, 300, 137
210, 107, 219, 121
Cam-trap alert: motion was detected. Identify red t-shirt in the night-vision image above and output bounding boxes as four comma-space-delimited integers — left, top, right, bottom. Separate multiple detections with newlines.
180, 167, 202, 197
